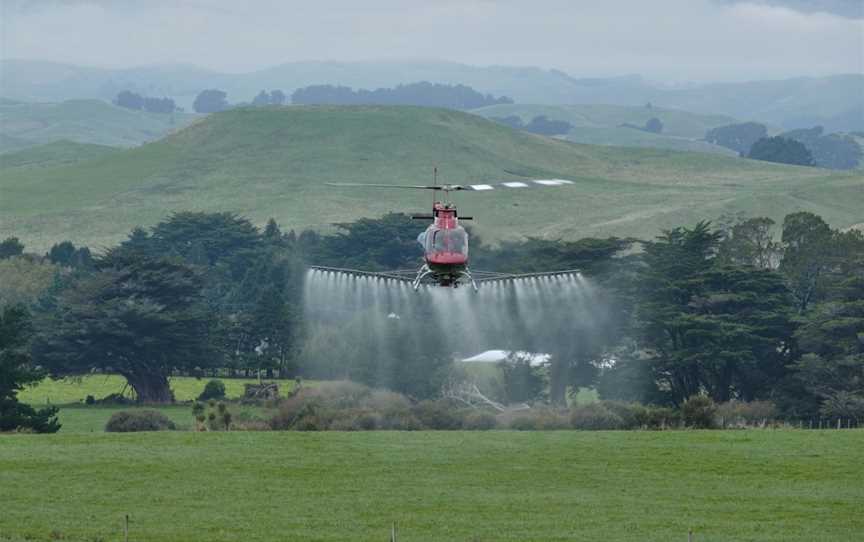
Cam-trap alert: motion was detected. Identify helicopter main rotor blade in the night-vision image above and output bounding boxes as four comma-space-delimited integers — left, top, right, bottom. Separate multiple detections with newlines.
456, 179, 575, 191
325, 182, 443, 190
326, 179, 575, 191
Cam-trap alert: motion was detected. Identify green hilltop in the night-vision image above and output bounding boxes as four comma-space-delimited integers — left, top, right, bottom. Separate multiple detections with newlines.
1, 105, 861, 251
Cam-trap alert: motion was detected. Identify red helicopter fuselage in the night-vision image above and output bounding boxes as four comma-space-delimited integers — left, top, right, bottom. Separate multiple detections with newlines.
417, 202, 470, 287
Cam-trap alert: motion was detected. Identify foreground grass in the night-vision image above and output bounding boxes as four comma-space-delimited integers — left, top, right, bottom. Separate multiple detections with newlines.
1, 430, 861, 541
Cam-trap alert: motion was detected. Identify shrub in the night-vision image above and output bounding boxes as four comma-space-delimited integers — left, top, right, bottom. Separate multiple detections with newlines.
601, 401, 645, 429
716, 400, 777, 427
462, 411, 499, 430
570, 403, 624, 430
411, 399, 465, 430
635, 405, 679, 429
268, 381, 376, 430
85, 395, 96, 406
197, 379, 226, 401
105, 410, 176, 432
329, 409, 381, 431
681, 395, 717, 429
506, 408, 570, 430
98, 392, 133, 405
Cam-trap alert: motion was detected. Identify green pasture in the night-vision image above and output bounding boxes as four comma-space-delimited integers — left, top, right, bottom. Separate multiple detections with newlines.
1, 430, 861, 541
19, 374, 300, 406
2, 105, 860, 252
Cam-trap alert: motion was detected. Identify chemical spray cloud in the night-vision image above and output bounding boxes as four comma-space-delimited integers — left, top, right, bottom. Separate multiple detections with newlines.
300, 269, 610, 388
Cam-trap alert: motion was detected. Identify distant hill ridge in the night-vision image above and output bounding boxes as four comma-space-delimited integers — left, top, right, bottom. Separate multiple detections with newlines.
1, 105, 860, 252
2, 59, 860, 130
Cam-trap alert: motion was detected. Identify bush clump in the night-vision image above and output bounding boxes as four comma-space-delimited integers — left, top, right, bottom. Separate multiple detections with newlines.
508, 409, 570, 430
105, 410, 176, 432
197, 379, 227, 401
412, 399, 466, 430
635, 405, 680, 429
681, 395, 718, 429
570, 402, 624, 430
462, 411, 499, 430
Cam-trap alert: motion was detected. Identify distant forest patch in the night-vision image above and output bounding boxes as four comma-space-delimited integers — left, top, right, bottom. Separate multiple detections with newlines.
291, 82, 513, 110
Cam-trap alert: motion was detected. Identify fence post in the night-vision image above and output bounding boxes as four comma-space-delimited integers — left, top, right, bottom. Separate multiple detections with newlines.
688, 528, 694, 542
124, 514, 129, 542
837, 418, 842, 430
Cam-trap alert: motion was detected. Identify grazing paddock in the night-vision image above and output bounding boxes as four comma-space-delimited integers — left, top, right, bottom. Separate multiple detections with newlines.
18, 375, 301, 406
1, 430, 861, 541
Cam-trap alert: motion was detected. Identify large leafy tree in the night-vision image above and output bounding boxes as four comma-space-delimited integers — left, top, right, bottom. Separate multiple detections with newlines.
33, 252, 216, 403
633, 222, 795, 404
747, 136, 814, 166
780, 234, 864, 418
705, 122, 767, 155
779, 212, 837, 313
1, 305, 60, 433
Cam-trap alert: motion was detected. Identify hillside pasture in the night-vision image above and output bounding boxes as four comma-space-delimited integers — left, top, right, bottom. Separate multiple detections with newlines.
1, 106, 860, 252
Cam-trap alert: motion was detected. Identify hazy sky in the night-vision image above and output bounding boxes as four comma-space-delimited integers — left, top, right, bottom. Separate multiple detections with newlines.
1, 0, 861, 81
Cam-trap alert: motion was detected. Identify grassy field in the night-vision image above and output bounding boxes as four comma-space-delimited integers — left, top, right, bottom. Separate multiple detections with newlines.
472, 103, 741, 155
19, 374, 300, 406
1, 430, 861, 541
17, 375, 294, 433
2, 105, 860, 252
0, 98, 198, 152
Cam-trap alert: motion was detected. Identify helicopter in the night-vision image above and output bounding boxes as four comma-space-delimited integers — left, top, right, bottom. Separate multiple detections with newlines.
311, 169, 580, 291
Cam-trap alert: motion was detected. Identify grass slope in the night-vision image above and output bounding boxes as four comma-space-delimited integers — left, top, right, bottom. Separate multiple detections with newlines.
0, 99, 198, 152
0, 140, 119, 169
472, 103, 739, 155
1, 105, 861, 251
1, 431, 861, 541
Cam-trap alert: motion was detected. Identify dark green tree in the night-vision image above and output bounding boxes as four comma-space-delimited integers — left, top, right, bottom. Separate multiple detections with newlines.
644, 117, 663, 134
33, 253, 216, 403
717, 217, 780, 269
47, 241, 94, 269
747, 136, 814, 166
779, 212, 835, 313
499, 354, 546, 403
0, 237, 24, 260
705, 122, 767, 155
0, 305, 60, 433
193, 89, 229, 113
784, 269, 864, 418
634, 222, 795, 404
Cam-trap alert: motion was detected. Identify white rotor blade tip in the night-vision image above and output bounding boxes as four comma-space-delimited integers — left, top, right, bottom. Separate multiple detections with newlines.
502, 182, 530, 188
533, 179, 573, 186
469, 184, 495, 191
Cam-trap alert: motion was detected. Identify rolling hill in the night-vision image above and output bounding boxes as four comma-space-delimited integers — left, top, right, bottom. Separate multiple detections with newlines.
472, 104, 739, 155
0, 98, 199, 153
1, 106, 861, 252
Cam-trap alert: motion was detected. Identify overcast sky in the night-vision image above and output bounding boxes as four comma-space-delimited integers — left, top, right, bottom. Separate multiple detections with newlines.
1, 0, 861, 81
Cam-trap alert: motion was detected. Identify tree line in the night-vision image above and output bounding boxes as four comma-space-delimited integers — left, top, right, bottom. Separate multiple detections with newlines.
114, 91, 178, 113
1, 211, 862, 431
705, 122, 862, 169
291, 82, 514, 110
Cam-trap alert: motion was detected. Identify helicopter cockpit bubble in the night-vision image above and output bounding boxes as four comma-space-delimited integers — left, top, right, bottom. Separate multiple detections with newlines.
429, 226, 468, 255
